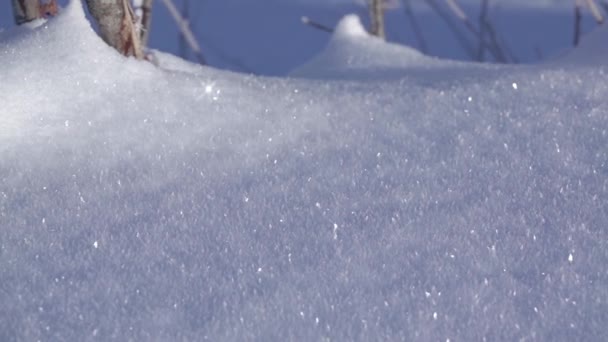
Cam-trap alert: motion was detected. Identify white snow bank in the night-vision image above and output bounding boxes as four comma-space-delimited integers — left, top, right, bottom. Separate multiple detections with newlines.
334, 13, 368, 38
1, 2, 608, 341
291, 14, 443, 79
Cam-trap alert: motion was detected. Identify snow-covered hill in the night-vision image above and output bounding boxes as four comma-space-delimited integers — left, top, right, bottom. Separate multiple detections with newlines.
1, 1, 607, 341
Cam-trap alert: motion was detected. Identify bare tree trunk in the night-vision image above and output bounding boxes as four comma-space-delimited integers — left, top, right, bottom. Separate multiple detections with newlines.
11, 0, 58, 25
85, 0, 144, 59
11, 0, 41, 25
369, 0, 386, 39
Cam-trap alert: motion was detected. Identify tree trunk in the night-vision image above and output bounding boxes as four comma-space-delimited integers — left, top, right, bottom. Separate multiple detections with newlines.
11, 0, 42, 25
369, 0, 385, 39
11, 0, 58, 25
85, 0, 144, 59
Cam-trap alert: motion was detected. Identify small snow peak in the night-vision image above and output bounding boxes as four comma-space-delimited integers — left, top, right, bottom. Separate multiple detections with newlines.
333, 15, 369, 39
291, 14, 432, 79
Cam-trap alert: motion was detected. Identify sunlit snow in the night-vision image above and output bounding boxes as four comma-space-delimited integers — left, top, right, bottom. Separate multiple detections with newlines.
1, 1, 607, 341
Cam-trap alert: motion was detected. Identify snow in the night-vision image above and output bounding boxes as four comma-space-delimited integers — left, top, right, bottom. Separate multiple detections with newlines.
1, 0, 599, 74
291, 14, 437, 79
154, 1, 595, 74
2, 1, 608, 341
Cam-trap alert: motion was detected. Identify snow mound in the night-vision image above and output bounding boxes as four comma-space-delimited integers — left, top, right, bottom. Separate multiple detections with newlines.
1, 2, 608, 341
333, 13, 368, 38
291, 14, 444, 79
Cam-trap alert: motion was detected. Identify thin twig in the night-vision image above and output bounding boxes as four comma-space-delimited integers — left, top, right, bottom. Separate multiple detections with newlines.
574, 1, 582, 46
159, 0, 206, 64
585, 0, 605, 24
425, 0, 476, 59
445, 0, 468, 21
444, 0, 508, 62
301, 16, 333, 33
477, 0, 489, 61
486, 22, 518, 63
179, 0, 190, 59
401, 0, 429, 54
482, 19, 512, 62
193, 30, 255, 73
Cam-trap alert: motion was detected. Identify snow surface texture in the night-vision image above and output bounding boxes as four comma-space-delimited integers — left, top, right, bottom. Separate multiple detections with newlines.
1, 1, 608, 341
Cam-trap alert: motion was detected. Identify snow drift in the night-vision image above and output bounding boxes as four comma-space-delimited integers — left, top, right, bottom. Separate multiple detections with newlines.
1, 1, 607, 341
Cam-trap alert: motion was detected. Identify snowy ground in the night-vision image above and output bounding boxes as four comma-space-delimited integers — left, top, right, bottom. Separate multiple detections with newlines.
1, 1, 608, 341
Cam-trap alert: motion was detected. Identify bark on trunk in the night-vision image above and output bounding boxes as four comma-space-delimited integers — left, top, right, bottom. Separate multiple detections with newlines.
11, 0, 58, 25
85, 0, 144, 59
369, 0, 385, 39
11, 0, 41, 25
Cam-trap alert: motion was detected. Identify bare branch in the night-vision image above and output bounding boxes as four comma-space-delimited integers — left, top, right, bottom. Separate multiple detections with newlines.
477, 0, 489, 61
178, 0, 190, 59
585, 0, 605, 24
401, 0, 429, 54
574, 1, 583, 46
441, 0, 510, 62
445, 0, 467, 21
481, 18, 513, 62
425, 0, 476, 59
159, 0, 206, 65
301, 16, 334, 33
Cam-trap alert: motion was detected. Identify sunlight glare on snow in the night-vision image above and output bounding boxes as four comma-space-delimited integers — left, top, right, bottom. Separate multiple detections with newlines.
203, 82, 221, 100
